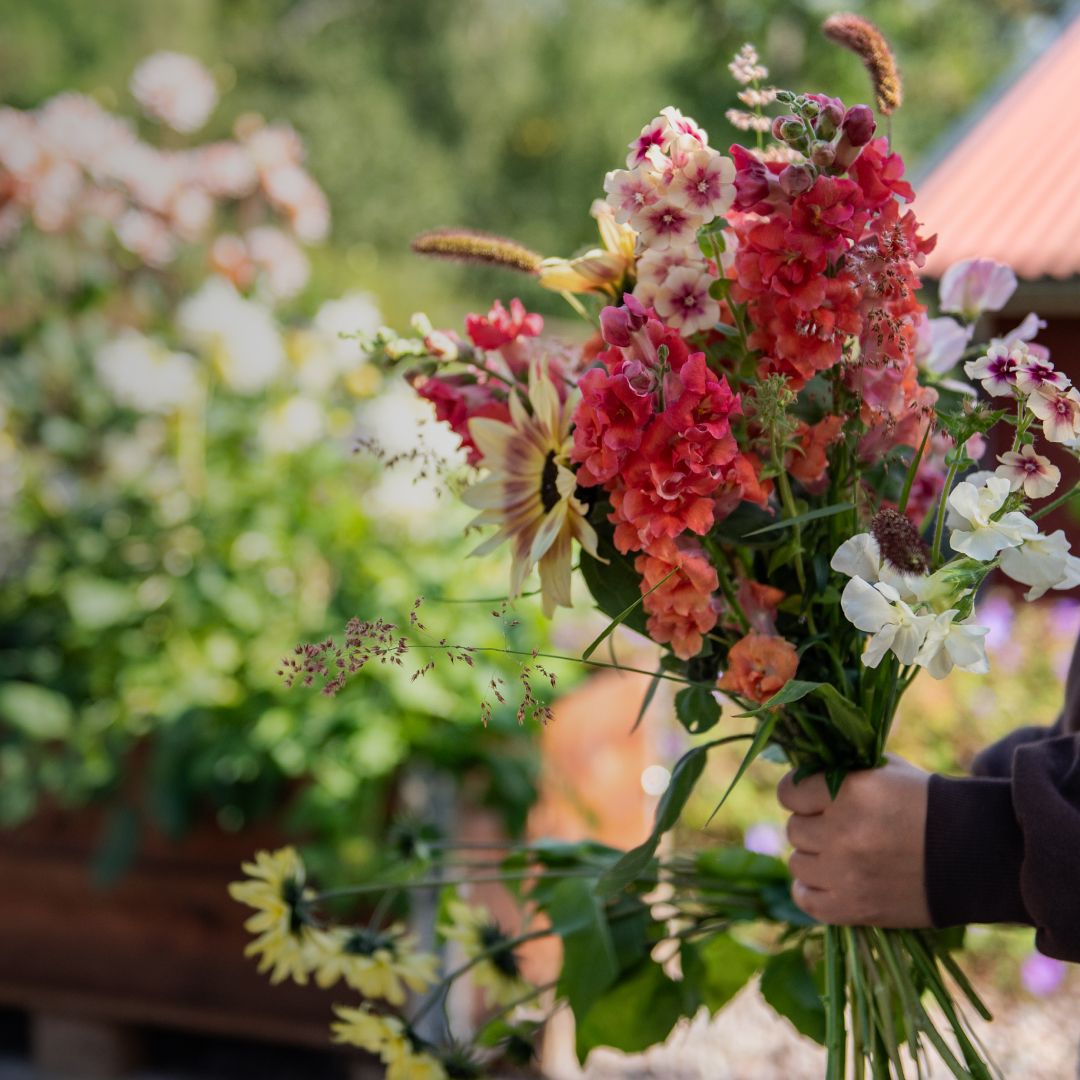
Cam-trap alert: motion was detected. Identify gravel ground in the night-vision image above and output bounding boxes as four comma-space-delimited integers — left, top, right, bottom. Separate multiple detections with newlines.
544, 975, 1080, 1079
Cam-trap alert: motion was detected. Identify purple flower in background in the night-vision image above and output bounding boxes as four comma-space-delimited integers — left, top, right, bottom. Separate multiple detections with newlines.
1050, 599, 1080, 642
744, 822, 785, 857
1020, 950, 1066, 997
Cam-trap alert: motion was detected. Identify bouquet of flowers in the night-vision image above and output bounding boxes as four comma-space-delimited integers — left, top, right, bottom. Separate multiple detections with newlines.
233, 21, 1080, 1079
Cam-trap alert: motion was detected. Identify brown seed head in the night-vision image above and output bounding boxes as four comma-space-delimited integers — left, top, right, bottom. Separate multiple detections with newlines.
871, 507, 928, 574
822, 13, 903, 115
411, 228, 543, 274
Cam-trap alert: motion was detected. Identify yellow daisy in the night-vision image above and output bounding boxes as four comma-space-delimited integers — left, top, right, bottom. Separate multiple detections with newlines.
331, 1005, 448, 1080
538, 200, 637, 296
464, 362, 601, 616
438, 898, 531, 1008
312, 925, 440, 1005
228, 846, 320, 985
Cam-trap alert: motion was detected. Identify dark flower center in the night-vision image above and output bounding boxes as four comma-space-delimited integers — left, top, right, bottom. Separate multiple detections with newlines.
479, 922, 520, 979
540, 450, 561, 514
871, 507, 928, 574
344, 928, 396, 958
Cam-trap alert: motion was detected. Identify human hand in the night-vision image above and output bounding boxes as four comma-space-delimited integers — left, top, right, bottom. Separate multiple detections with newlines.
777, 755, 933, 928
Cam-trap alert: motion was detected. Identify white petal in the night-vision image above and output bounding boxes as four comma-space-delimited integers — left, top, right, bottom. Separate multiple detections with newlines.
841, 577, 897, 633
863, 625, 897, 668
830, 534, 882, 581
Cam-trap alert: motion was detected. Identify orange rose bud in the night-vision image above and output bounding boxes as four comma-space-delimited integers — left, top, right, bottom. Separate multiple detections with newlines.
718, 632, 799, 704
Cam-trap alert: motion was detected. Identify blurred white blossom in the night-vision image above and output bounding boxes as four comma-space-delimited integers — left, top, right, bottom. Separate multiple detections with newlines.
94, 331, 201, 414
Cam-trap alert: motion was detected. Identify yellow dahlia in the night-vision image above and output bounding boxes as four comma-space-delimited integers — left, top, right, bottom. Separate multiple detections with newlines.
537, 199, 637, 296
464, 362, 600, 616
228, 846, 321, 985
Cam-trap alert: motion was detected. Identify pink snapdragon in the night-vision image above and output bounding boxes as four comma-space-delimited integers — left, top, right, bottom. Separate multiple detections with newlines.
464, 299, 543, 350
939, 257, 1017, 320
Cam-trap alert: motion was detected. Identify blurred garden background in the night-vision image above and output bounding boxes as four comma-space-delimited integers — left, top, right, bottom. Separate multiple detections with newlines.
2, 0, 1080, 1077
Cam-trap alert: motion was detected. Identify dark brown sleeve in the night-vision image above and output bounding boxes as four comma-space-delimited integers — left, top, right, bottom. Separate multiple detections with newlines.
925, 734, 1080, 962
970, 721, 1059, 779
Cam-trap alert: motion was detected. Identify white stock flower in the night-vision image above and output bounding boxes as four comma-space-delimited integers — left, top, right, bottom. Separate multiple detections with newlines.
999, 530, 1080, 601
830, 533, 924, 603
95, 331, 200, 414
841, 577, 936, 668
130, 52, 218, 134
946, 476, 1038, 561
914, 611, 990, 679
178, 277, 285, 394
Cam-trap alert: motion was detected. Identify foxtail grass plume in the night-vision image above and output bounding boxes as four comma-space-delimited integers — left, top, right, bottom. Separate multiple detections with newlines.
411, 228, 543, 275
822, 13, 903, 115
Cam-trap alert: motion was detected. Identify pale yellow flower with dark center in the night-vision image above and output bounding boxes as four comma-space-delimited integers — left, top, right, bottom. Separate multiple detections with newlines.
331, 1005, 447, 1080
464, 362, 601, 616
538, 199, 637, 296
228, 846, 321, 985
438, 897, 531, 1007
312, 924, 440, 1004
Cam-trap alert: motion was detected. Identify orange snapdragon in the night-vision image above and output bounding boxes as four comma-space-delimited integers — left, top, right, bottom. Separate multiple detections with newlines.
718, 631, 798, 703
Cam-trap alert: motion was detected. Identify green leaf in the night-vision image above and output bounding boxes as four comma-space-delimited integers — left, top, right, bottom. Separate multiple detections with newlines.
736, 679, 823, 717
544, 878, 619, 1017
631, 665, 664, 734
674, 685, 721, 735
707, 714, 779, 823
695, 847, 789, 885
582, 568, 676, 661
711, 501, 781, 547
579, 523, 649, 637
759, 947, 827, 1045
575, 961, 683, 1060
0, 681, 74, 740
814, 684, 875, 758
597, 742, 711, 896
743, 502, 855, 538
681, 934, 764, 1012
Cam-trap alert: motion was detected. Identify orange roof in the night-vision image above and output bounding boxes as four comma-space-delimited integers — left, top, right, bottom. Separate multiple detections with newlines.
916, 14, 1080, 281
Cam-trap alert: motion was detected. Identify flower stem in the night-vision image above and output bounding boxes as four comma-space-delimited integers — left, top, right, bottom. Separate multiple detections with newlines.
931, 458, 962, 567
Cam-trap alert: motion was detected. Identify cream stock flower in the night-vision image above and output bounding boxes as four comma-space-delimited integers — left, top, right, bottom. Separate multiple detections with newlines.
840, 577, 935, 668
913, 611, 990, 679
999, 530, 1080, 601
463, 363, 600, 616
946, 476, 1038, 561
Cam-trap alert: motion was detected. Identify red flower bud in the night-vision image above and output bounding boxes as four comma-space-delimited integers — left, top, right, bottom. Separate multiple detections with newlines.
779, 164, 815, 196
841, 104, 876, 147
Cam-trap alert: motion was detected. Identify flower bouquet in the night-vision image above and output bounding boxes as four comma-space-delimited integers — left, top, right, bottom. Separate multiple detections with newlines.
233, 21, 1080, 1079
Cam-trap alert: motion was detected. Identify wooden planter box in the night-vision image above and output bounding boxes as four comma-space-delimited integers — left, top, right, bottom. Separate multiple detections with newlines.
0, 802, 372, 1077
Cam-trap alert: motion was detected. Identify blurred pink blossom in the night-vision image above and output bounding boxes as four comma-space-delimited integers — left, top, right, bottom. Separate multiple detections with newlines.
744, 822, 785, 857
131, 52, 218, 134
1020, 950, 1066, 997
939, 258, 1017, 320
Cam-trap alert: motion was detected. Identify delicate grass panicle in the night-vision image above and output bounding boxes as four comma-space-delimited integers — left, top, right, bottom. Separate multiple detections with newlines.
822, 13, 903, 115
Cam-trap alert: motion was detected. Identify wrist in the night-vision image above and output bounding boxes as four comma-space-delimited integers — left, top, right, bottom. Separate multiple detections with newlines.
924, 774, 1032, 928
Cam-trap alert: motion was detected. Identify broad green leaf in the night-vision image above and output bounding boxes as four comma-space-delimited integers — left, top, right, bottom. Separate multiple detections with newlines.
579, 524, 649, 637
737, 679, 823, 717
674, 684, 721, 735
582, 568, 676, 660
681, 934, 764, 1012
597, 742, 711, 896
712, 501, 781, 547
743, 502, 854, 538
707, 713, 780, 823
575, 960, 683, 1060
544, 878, 619, 1017
759, 948, 827, 1045
814, 684, 875, 758
0, 681, 74, 739
695, 847, 789, 885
